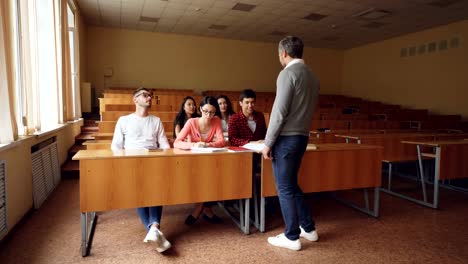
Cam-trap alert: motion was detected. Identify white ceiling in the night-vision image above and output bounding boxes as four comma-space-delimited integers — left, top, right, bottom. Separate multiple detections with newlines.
76, 0, 468, 49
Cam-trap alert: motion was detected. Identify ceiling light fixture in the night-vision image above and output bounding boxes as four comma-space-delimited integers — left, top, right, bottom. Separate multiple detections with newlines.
232, 3, 256, 12
352, 8, 391, 20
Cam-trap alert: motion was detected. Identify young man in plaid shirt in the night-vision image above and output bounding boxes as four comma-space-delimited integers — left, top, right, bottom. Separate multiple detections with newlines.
228, 89, 267, 146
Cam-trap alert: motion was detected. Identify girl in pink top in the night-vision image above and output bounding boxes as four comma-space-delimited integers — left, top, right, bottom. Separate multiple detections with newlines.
174, 96, 225, 225
174, 96, 225, 149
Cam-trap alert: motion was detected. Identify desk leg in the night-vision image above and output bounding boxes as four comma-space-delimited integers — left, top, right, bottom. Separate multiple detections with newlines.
239, 200, 244, 228
387, 163, 393, 190
237, 198, 250, 234
364, 189, 370, 210
433, 147, 441, 209
332, 188, 379, 218
81, 212, 97, 257
219, 199, 250, 235
380, 144, 438, 209
373, 187, 380, 217
260, 196, 265, 232
252, 175, 259, 229
243, 198, 250, 234
417, 145, 428, 203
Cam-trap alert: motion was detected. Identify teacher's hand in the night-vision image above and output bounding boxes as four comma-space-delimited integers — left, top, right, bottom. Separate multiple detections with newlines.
261, 146, 272, 160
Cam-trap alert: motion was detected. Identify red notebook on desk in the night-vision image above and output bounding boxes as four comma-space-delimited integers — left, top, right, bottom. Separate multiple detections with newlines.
228, 146, 250, 152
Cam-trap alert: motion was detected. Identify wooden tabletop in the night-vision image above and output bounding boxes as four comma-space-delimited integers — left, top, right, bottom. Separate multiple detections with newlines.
73, 148, 244, 160
311, 143, 383, 151
401, 139, 468, 147
82, 140, 112, 145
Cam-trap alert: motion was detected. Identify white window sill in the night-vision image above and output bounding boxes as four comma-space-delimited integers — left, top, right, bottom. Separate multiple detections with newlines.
0, 119, 82, 152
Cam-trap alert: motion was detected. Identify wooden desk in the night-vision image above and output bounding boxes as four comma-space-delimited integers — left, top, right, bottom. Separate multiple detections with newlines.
82, 140, 112, 150
399, 140, 468, 208
336, 133, 439, 200
256, 143, 383, 232
309, 129, 419, 144
73, 149, 253, 256
335, 133, 434, 159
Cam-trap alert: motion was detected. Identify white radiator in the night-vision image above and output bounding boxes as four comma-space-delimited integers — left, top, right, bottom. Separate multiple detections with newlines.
31, 141, 60, 209
0, 160, 7, 239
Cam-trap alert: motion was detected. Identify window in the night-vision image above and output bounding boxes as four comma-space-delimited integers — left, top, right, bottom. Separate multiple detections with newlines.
0, 1, 15, 143
67, 2, 81, 120
14, 0, 65, 134
36, 0, 60, 130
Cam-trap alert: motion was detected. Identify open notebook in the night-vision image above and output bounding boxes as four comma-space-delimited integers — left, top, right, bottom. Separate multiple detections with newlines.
190, 147, 228, 153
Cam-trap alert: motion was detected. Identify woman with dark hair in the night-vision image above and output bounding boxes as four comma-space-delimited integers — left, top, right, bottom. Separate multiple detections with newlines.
173, 96, 200, 138
174, 96, 224, 225
216, 95, 235, 134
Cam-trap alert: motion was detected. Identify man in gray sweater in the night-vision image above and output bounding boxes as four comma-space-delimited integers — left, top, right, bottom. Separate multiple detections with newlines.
261, 36, 320, 251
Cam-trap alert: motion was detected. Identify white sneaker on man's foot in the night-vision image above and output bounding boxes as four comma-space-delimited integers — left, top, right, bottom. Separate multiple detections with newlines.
267, 233, 301, 251
300, 226, 319, 242
155, 230, 172, 253
143, 226, 160, 243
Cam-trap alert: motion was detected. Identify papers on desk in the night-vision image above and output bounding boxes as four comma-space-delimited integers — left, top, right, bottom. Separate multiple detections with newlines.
242, 142, 265, 152
238, 142, 316, 151
190, 147, 228, 153
307, 144, 318, 150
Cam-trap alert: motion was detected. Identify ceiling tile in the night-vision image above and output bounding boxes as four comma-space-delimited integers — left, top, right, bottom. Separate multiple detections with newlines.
77, 0, 468, 49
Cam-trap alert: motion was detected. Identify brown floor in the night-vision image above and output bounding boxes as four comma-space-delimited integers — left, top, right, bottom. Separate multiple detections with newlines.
1, 179, 468, 264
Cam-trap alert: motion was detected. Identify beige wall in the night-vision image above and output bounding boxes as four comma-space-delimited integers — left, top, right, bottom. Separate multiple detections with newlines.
87, 27, 343, 102
0, 121, 82, 239
78, 10, 87, 83
342, 20, 468, 118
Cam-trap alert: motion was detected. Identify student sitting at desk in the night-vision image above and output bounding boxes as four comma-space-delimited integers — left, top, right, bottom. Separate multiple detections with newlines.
217, 95, 235, 142
228, 89, 267, 146
173, 96, 200, 138
111, 87, 172, 253
174, 96, 225, 225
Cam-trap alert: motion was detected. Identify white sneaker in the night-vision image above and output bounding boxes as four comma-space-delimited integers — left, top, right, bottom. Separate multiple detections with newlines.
267, 233, 301, 251
143, 226, 159, 243
155, 230, 172, 253
300, 226, 319, 242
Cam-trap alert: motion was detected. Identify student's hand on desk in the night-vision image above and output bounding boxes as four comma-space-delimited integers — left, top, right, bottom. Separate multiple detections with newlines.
193, 142, 207, 148
261, 146, 272, 160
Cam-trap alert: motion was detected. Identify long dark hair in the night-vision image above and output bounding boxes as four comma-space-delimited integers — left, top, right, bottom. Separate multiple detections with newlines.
174, 96, 200, 137
200, 96, 221, 119
216, 95, 235, 118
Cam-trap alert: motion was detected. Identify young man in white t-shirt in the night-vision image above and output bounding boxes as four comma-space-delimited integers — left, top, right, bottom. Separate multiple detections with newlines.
111, 87, 171, 253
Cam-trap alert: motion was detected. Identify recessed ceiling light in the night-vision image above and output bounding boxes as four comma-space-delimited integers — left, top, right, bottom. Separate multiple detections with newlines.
303, 13, 327, 21
353, 8, 391, 20
232, 3, 256, 12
